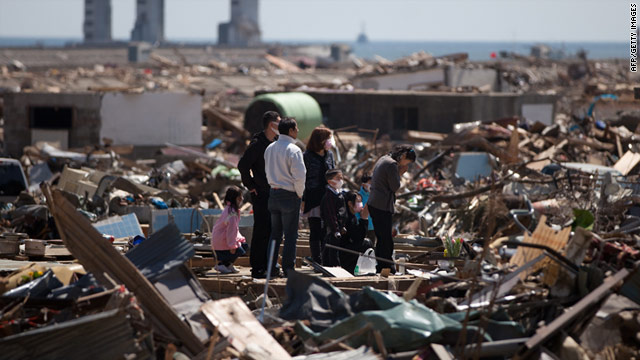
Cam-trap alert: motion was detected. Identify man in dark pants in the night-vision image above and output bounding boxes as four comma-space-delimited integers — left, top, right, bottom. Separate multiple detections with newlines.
368, 145, 416, 273
237, 111, 280, 278
264, 117, 306, 276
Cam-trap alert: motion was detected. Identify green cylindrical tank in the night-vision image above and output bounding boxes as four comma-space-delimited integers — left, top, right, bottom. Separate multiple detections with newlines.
244, 92, 323, 141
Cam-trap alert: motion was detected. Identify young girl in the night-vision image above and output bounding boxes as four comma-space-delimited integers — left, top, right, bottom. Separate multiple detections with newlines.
340, 191, 373, 274
211, 186, 249, 274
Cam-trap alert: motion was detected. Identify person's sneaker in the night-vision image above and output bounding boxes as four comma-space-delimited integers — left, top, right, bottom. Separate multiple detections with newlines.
227, 264, 240, 273
215, 264, 233, 274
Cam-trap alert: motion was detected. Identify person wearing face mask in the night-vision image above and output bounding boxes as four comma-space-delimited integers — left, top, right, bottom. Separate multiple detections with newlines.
211, 186, 249, 274
320, 169, 347, 267
301, 127, 335, 264
356, 174, 375, 244
238, 111, 280, 279
368, 145, 417, 273
339, 191, 373, 274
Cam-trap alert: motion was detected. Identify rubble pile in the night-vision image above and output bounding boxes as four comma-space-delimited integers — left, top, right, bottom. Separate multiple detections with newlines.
0, 45, 639, 359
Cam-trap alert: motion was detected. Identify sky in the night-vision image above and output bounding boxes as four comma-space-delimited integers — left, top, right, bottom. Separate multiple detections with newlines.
0, 0, 631, 43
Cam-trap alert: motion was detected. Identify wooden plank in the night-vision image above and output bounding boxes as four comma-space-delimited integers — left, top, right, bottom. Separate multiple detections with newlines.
614, 151, 640, 176
508, 215, 570, 281
190, 256, 301, 269
201, 298, 292, 359
533, 139, 568, 161
46, 188, 205, 356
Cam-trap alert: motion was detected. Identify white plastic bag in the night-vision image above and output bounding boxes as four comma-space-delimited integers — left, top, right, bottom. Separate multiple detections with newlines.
355, 248, 377, 275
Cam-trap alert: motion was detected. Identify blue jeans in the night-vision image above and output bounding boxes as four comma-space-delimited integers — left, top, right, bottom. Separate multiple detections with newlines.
215, 243, 248, 266
268, 189, 301, 274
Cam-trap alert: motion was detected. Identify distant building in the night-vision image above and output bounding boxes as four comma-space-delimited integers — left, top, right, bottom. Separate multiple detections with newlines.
352, 66, 501, 92
251, 90, 557, 139
83, 0, 112, 43
218, 0, 261, 47
131, 0, 164, 44
2, 92, 202, 157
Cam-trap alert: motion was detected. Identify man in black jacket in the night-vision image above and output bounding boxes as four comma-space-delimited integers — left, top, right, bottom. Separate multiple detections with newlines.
237, 111, 280, 278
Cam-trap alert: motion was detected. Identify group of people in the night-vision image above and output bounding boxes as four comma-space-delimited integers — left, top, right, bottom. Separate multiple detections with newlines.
210, 111, 416, 278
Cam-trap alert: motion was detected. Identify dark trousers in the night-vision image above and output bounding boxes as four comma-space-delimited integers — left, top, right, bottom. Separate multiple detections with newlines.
249, 191, 271, 274
308, 217, 325, 264
268, 189, 301, 274
215, 243, 249, 266
369, 205, 394, 272
322, 233, 341, 267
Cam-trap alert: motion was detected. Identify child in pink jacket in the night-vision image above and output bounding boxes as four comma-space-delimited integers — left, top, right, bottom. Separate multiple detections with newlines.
211, 186, 248, 274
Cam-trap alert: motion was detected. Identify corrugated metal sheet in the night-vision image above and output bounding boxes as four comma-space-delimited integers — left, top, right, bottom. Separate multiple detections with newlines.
125, 222, 194, 282
125, 222, 210, 342
94, 213, 144, 239
0, 309, 147, 360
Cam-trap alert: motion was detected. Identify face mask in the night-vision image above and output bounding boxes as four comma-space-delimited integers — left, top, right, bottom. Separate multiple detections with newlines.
354, 202, 364, 213
329, 179, 343, 190
271, 125, 280, 136
363, 184, 371, 192
324, 138, 333, 151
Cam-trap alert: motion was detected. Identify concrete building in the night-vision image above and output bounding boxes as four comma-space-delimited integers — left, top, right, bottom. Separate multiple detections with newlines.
251, 90, 557, 139
2, 92, 202, 157
131, 0, 164, 44
352, 66, 501, 92
218, 0, 261, 47
83, 0, 112, 43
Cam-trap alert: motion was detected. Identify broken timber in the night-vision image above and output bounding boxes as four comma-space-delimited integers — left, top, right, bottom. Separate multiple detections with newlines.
201, 298, 292, 359
517, 266, 633, 358
44, 186, 205, 355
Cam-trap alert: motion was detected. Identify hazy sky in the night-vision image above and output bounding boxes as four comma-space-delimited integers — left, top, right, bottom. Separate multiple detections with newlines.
0, 0, 630, 42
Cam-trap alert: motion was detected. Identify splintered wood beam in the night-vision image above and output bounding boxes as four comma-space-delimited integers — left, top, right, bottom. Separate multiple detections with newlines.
201, 298, 292, 359
46, 187, 205, 356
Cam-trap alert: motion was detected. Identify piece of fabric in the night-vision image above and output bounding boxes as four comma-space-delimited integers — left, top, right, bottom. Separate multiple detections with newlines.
283, 275, 489, 353
264, 135, 306, 198
279, 271, 353, 332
